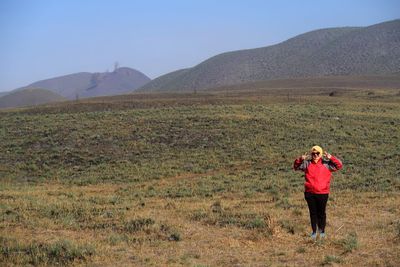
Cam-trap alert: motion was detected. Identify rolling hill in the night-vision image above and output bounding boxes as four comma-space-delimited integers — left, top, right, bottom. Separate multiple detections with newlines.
0, 88, 66, 109
207, 74, 400, 93
17, 67, 151, 99
139, 19, 400, 92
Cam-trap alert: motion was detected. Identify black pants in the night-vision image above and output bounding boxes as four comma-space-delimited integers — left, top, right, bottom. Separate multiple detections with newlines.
304, 192, 329, 233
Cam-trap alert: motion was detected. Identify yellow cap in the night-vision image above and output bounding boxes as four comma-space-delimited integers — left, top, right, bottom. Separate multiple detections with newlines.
311, 145, 323, 154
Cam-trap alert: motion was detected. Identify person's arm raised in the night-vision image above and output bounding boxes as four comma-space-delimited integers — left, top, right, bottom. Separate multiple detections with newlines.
294, 152, 309, 171
324, 151, 343, 171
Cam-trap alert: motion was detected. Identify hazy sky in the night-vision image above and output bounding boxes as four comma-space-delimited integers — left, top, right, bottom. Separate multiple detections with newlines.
0, 0, 399, 92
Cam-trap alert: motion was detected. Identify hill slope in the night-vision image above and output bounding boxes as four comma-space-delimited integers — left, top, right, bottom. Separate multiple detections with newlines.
0, 88, 66, 108
139, 19, 400, 92
1, 89, 399, 266
18, 67, 151, 99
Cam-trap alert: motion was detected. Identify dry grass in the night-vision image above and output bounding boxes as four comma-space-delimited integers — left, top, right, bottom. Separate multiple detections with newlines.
1, 182, 399, 266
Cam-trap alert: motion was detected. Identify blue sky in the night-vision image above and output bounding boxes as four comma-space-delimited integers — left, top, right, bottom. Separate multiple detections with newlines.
0, 0, 399, 92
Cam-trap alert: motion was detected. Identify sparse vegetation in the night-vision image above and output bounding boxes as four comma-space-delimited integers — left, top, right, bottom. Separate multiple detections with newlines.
338, 232, 359, 253
0, 88, 399, 266
395, 220, 400, 240
323, 255, 342, 265
123, 218, 155, 233
0, 237, 95, 265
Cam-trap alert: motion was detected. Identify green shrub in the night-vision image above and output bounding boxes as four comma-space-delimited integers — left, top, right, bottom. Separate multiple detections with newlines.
0, 237, 95, 265
123, 218, 155, 233
279, 219, 304, 234
339, 232, 358, 253
395, 220, 400, 240
168, 232, 181, 241
189, 207, 274, 234
296, 247, 306, 253
191, 210, 208, 221
323, 255, 342, 265
108, 234, 128, 246
244, 217, 266, 229
210, 200, 223, 213
47, 239, 95, 264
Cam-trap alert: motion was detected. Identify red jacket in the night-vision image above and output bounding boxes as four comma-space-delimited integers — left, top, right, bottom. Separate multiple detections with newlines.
293, 156, 343, 194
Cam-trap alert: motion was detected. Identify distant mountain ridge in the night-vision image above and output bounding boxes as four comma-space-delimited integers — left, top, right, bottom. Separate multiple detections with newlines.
17, 67, 151, 99
139, 19, 400, 92
0, 88, 66, 109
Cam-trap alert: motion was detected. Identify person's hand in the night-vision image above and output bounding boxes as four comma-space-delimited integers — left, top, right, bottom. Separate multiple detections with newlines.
324, 151, 332, 159
301, 152, 308, 160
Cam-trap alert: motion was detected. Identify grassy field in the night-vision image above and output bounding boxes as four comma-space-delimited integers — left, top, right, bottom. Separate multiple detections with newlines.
0, 87, 399, 266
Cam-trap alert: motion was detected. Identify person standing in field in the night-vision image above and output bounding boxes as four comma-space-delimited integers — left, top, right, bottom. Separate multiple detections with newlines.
293, 145, 343, 240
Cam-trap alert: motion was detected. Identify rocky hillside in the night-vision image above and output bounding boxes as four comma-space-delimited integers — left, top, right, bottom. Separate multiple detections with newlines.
17, 67, 151, 99
139, 19, 400, 92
